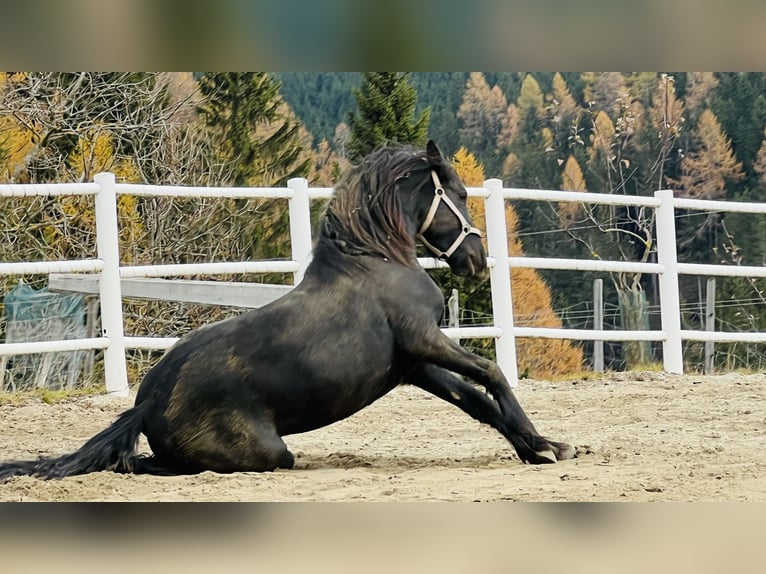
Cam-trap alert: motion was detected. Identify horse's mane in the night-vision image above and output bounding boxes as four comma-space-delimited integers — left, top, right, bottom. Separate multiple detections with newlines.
317, 144, 438, 268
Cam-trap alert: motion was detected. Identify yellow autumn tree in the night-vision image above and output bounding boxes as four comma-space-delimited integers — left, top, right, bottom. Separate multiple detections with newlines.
671, 108, 744, 201
67, 130, 145, 263
48, 129, 145, 262
517, 74, 544, 117
587, 110, 616, 175
1, 75, 147, 263
550, 72, 580, 126
559, 154, 587, 227
0, 74, 36, 183
453, 147, 583, 378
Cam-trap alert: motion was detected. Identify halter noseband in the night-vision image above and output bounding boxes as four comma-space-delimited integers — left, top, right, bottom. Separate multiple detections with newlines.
416, 170, 483, 260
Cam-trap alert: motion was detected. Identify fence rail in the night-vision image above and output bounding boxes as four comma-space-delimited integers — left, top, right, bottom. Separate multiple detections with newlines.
1, 174, 765, 396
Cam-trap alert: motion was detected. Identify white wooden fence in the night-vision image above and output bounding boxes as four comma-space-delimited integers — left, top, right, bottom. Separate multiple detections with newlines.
2, 173, 766, 397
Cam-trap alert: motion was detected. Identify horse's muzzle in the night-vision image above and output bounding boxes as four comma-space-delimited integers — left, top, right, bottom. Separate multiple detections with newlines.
447, 235, 487, 278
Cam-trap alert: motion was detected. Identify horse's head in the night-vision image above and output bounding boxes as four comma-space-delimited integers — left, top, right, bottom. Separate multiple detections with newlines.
400, 140, 486, 278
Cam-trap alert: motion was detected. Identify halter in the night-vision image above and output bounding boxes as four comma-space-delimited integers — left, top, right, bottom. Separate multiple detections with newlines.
416, 170, 483, 260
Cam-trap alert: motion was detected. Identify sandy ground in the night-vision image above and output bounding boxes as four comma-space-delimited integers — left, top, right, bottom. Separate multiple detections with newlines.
0, 371, 764, 501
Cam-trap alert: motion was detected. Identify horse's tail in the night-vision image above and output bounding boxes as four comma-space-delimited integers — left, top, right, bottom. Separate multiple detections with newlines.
0, 402, 147, 481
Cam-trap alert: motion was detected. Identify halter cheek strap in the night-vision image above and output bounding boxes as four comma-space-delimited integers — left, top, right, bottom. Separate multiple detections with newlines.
416, 171, 483, 260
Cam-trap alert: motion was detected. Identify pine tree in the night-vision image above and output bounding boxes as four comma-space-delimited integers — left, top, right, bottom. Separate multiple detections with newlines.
197, 72, 310, 186
411, 72, 468, 156
457, 72, 492, 148
347, 72, 430, 161
274, 72, 360, 147
195, 73, 313, 282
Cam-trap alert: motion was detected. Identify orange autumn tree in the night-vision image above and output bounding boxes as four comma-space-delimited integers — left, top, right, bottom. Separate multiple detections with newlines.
453, 147, 583, 378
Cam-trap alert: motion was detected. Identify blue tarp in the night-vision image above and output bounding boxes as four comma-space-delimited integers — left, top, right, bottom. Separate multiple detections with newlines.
2, 282, 87, 390
4, 282, 85, 332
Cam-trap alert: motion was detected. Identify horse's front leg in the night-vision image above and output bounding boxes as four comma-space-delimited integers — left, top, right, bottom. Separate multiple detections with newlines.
399, 325, 574, 464
406, 363, 574, 464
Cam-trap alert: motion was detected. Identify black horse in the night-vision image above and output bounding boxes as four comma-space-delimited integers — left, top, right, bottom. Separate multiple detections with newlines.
0, 141, 574, 481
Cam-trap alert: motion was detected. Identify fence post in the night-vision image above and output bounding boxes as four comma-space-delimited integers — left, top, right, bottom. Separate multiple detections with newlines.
593, 278, 604, 372
654, 189, 684, 374
93, 172, 129, 396
288, 177, 312, 285
484, 178, 519, 387
448, 288, 460, 344
705, 277, 716, 374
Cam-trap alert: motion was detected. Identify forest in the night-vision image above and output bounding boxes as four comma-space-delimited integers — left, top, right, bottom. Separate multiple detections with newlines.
1, 72, 765, 380
278, 71, 766, 373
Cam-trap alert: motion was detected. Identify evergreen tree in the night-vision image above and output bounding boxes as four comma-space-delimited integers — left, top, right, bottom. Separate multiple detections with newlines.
196, 73, 312, 280
347, 72, 430, 161
197, 72, 310, 186
274, 72, 360, 147
411, 72, 467, 156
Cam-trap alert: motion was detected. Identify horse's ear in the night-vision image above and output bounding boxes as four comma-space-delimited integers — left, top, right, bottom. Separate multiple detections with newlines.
426, 140, 444, 162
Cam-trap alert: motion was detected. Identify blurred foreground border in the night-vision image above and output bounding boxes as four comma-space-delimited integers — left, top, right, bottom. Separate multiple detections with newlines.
0, 503, 763, 574
2, 0, 766, 69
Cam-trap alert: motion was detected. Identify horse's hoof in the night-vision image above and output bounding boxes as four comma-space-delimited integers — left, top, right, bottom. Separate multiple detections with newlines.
552, 441, 577, 461
533, 449, 557, 463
